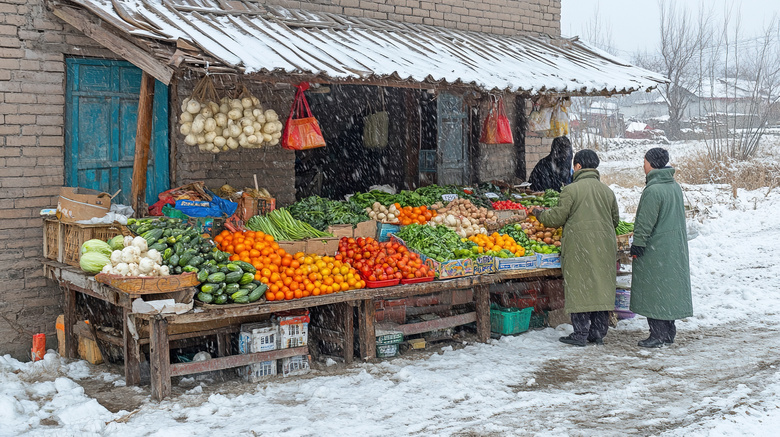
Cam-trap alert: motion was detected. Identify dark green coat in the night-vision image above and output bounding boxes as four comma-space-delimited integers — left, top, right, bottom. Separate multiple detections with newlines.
537, 169, 619, 314
630, 167, 692, 320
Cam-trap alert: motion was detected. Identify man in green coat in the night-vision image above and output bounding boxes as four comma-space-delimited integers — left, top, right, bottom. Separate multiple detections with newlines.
532, 150, 619, 347
630, 148, 692, 348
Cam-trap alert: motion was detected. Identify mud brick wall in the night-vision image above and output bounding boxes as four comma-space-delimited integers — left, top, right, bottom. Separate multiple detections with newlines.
173, 77, 297, 207
0, 0, 117, 358
263, 0, 561, 36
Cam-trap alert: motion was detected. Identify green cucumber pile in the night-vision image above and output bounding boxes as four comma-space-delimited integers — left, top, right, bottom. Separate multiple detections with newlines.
127, 218, 266, 305
513, 189, 560, 208
616, 221, 634, 235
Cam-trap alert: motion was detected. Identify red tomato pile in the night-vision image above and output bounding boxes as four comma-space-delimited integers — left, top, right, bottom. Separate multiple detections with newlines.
337, 237, 435, 282
491, 200, 527, 211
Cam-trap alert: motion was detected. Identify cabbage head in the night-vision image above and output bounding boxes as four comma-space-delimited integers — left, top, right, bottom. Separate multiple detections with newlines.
80, 252, 110, 274
80, 239, 112, 257
108, 235, 125, 251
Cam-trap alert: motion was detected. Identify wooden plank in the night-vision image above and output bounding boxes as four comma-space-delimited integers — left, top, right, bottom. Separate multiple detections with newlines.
72, 321, 124, 347
308, 326, 343, 344
130, 71, 155, 216
64, 285, 78, 359
359, 299, 376, 359
51, 6, 174, 85
170, 347, 308, 377
396, 312, 476, 336
343, 302, 353, 364
150, 315, 171, 401
124, 309, 141, 386
475, 284, 490, 342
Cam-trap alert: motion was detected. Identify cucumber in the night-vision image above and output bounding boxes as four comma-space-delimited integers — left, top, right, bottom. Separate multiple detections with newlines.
182, 266, 198, 273
142, 229, 164, 247
163, 248, 173, 261
213, 251, 227, 263
150, 243, 168, 252
174, 242, 184, 255
174, 266, 182, 274
232, 295, 250, 304
226, 263, 243, 273
213, 294, 228, 304
178, 251, 195, 267
200, 283, 218, 294
188, 256, 203, 268
197, 292, 214, 303
240, 283, 258, 291
225, 271, 243, 284
197, 269, 209, 283
238, 272, 254, 285
207, 272, 226, 283
248, 284, 267, 302
232, 261, 256, 274
226, 283, 241, 295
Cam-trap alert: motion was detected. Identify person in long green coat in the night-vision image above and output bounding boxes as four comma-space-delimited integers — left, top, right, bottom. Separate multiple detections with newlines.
532, 149, 619, 347
630, 148, 692, 348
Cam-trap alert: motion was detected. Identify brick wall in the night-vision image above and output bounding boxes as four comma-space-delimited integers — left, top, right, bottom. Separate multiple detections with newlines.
0, 0, 117, 358
263, 0, 561, 36
174, 77, 297, 206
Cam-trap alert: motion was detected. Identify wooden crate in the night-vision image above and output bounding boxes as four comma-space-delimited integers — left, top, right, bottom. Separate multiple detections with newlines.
95, 272, 199, 294
616, 232, 633, 252
43, 219, 60, 261
61, 222, 130, 267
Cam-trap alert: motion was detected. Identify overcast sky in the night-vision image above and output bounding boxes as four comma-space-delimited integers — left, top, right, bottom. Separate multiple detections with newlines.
561, 0, 780, 57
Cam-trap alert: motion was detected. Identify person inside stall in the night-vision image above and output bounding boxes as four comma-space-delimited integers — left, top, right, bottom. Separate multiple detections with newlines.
528, 136, 573, 192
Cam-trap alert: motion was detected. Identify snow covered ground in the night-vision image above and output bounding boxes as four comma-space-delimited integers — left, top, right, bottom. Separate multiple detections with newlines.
2, 139, 780, 436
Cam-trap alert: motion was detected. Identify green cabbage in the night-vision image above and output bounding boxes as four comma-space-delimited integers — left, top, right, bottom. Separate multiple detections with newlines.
80, 239, 112, 257
108, 235, 125, 251
79, 252, 110, 274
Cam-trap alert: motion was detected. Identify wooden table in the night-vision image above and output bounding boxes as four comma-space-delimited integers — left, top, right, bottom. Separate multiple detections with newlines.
44, 260, 561, 400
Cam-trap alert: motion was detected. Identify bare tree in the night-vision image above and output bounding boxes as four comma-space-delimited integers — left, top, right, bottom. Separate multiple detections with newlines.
637, 0, 712, 140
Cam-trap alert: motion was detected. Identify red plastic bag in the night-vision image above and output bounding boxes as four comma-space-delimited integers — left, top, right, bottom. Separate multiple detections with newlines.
282, 83, 326, 151
480, 96, 514, 144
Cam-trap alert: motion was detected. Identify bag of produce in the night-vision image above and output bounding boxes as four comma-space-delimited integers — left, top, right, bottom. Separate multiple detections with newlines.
549, 100, 570, 137
528, 103, 553, 132
480, 96, 514, 144
282, 82, 326, 151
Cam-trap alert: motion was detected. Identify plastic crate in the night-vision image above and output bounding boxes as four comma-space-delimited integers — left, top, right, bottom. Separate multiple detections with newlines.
376, 223, 400, 242
376, 329, 404, 345
282, 355, 310, 377
530, 311, 549, 329
615, 289, 631, 312
490, 304, 532, 335
187, 216, 225, 238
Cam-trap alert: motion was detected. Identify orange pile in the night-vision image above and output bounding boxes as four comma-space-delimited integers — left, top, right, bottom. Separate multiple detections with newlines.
394, 203, 437, 226
215, 230, 365, 301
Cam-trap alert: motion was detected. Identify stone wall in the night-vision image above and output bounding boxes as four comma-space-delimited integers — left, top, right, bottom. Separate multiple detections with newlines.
263, 0, 561, 36
0, 0, 116, 358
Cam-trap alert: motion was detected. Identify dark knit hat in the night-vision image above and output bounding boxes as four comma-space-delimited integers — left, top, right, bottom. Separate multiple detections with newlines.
645, 147, 669, 169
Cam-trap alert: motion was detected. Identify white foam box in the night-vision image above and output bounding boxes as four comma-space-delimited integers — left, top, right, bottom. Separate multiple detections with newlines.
238, 322, 278, 354
278, 313, 310, 349
282, 354, 310, 377
246, 360, 277, 382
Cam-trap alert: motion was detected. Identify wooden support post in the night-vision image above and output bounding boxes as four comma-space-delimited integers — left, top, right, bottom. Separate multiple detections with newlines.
150, 315, 171, 401
131, 71, 155, 216
358, 299, 376, 360
216, 332, 228, 357
342, 302, 354, 364
475, 284, 491, 342
123, 309, 141, 386
64, 285, 78, 359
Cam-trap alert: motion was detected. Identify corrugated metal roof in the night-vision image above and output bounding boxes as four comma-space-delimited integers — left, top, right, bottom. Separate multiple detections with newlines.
59, 0, 668, 95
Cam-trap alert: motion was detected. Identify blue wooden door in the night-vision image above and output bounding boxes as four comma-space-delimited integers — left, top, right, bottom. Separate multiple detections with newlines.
65, 58, 169, 206
437, 92, 469, 185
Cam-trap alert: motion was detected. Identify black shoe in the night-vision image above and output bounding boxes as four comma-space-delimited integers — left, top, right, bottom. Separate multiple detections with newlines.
559, 335, 586, 347
638, 337, 665, 348
587, 337, 604, 345
664, 339, 674, 345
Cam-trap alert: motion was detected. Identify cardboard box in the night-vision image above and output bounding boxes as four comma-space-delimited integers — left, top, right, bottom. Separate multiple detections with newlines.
473, 255, 497, 275
496, 255, 538, 271
390, 234, 473, 279
305, 237, 339, 256
536, 253, 561, 268
327, 224, 354, 239
278, 240, 307, 256
56, 187, 111, 222
547, 308, 570, 328
354, 220, 377, 238
377, 223, 400, 242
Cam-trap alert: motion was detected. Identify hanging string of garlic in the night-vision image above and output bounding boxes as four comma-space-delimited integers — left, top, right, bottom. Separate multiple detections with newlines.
179, 78, 284, 153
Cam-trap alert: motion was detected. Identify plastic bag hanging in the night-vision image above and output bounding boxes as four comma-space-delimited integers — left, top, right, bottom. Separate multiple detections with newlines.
549, 100, 570, 137
282, 82, 327, 151
480, 95, 514, 144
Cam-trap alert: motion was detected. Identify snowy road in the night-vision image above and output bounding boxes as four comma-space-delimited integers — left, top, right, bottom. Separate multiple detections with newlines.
2, 141, 780, 436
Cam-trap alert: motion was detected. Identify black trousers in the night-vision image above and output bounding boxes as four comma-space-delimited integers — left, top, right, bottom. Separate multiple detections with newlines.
648, 318, 676, 342
569, 311, 610, 342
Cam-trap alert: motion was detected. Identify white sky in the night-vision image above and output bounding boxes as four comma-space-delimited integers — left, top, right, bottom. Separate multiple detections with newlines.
561, 0, 780, 57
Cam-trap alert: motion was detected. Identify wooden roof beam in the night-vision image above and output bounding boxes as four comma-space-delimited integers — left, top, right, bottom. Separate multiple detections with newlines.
51, 5, 175, 85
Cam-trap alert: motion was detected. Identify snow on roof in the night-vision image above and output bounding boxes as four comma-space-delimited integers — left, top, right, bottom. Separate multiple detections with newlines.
626, 121, 648, 132
694, 78, 756, 99
60, 0, 669, 95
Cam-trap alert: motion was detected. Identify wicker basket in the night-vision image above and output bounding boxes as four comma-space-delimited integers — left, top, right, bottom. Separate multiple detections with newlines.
43, 219, 60, 260
61, 222, 131, 267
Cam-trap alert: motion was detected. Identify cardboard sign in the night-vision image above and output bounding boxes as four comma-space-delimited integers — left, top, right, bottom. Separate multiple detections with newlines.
56, 187, 111, 222
442, 194, 458, 202
484, 192, 499, 199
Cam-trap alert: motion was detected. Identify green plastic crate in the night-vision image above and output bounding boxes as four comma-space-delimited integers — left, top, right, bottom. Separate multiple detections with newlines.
530, 311, 549, 329
490, 304, 532, 335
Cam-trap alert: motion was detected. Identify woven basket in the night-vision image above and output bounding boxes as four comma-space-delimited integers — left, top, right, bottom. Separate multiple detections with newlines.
61, 222, 131, 267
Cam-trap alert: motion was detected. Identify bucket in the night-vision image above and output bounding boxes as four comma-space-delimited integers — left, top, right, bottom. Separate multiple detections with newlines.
32, 333, 46, 361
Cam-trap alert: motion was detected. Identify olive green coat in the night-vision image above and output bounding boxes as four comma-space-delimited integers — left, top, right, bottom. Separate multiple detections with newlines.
537, 169, 619, 314
630, 167, 692, 320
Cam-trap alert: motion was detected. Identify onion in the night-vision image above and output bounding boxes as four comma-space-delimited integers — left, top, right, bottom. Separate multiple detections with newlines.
241, 97, 253, 109
264, 109, 278, 122
238, 133, 248, 147
226, 137, 239, 149
243, 108, 254, 118
196, 134, 206, 144
251, 96, 260, 107
205, 131, 217, 143
181, 97, 191, 113
180, 123, 192, 135
215, 113, 228, 127
262, 123, 276, 134
213, 136, 227, 148
179, 112, 193, 123
252, 108, 264, 119
262, 133, 273, 143
228, 109, 243, 120
247, 134, 259, 144
268, 138, 279, 146
191, 117, 205, 134
204, 117, 217, 132
200, 107, 213, 119
184, 134, 198, 146
271, 132, 282, 140
240, 117, 253, 127
219, 103, 230, 114
228, 124, 242, 138
230, 99, 243, 109
243, 125, 255, 135
186, 99, 201, 114
203, 142, 215, 151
